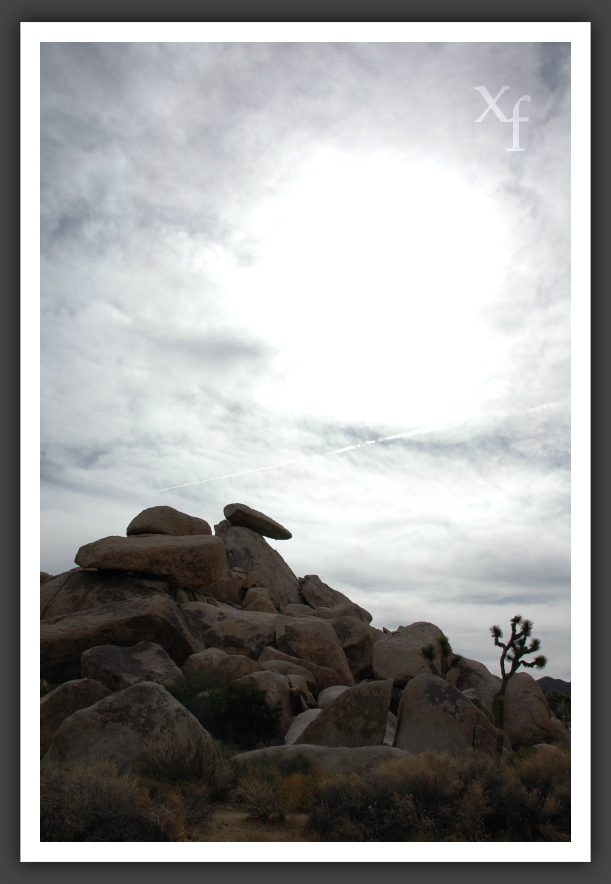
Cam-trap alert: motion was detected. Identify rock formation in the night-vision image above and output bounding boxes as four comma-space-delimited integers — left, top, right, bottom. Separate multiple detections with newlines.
40, 503, 569, 771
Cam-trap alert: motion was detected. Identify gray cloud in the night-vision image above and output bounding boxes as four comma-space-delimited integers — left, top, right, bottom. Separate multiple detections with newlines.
39, 41, 573, 681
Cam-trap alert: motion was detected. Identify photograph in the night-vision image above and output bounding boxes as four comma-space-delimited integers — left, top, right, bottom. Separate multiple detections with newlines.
26, 23, 589, 860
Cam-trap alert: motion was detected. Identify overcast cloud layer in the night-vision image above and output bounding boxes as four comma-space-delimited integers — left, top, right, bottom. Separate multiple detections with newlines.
40, 42, 571, 679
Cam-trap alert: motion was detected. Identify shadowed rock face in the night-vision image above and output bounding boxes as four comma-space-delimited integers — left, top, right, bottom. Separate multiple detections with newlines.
216, 525, 302, 610
181, 602, 277, 658
40, 678, 112, 757
40, 569, 171, 620
41, 682, 212, 773
75, 534, 227, 589
80, 641, 183, 692
294, 679, 393, 748
40, 595, 203, 683
258, 647, 342, 697
223, 503, 292, 540
127, 506, 212, 537
393, 673, 511, 756
299, 576, 372, 623
182, 647, 264, 681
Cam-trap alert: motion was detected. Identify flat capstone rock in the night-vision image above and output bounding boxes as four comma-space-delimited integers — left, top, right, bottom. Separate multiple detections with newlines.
223, 503, 292, 540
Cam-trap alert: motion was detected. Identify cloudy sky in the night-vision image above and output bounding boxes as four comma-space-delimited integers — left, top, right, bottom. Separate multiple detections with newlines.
39, 39, 573, 680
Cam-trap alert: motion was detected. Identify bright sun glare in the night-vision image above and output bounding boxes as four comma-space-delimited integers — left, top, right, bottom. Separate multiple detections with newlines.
208, 149, 511, 427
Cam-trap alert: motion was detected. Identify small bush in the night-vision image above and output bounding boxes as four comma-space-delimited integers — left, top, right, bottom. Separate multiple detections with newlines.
40, 758, 181, 841
234, 778, 286, 822
143, 720, 215, 786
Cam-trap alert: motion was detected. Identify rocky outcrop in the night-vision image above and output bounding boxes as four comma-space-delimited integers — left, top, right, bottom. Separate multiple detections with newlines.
257, 647, 341, 696
40, 594, 202, 683
215, 525, 302, 610
126, 505, 212, 537
42, 682, 213, 773
330, 616, 376, 680
80, 641, 183, 692
40, 678, 112, 757
41, 569, 172, 620
372, 622, 445, 686
299, 576, 372, 623
275, 616, 355, 686
445, 656, 502, 712
75, 534, 226, 589
181, 602, 276, 658
259, 659, 317, 691
316, 685, 350, 708
293, 679, 393, 748
182, 647, 263, 681
242, 586, 278, 613
393, 673, 511, 756
223, 503, 292, 540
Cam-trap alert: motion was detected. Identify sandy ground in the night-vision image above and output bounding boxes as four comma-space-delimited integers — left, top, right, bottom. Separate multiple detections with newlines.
183, 806, 313, 842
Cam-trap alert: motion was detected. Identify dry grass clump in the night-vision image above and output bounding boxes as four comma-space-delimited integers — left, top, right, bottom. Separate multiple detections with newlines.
40, 758, 183, 841
306, 748, 570, 842
232, 750, 331, 821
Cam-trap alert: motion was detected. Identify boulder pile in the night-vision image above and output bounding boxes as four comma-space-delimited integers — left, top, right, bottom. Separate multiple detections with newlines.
40, 503, 570, 773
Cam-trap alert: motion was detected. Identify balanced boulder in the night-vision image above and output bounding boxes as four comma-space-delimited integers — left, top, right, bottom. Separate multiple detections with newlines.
223, 503, 292, 540
75, 534, 226, 589
127, 505, 212, 536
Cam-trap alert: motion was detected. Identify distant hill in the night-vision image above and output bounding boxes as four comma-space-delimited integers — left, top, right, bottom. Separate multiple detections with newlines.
537, 676, 571, 697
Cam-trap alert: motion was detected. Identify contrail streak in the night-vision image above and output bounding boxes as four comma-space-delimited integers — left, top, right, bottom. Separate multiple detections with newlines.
153, 402, 560, 493
153, 423, 446, 492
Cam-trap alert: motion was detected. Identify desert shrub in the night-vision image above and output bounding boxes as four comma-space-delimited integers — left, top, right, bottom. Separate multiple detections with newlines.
234, 751, 328, 815
143, 719, 216, 786
40, 758, 181, 841
234, 778, 286, 822
307, 749, 570, 842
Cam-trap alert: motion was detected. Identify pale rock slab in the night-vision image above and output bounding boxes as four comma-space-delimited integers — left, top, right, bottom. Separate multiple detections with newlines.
299, 576, 372, 622
284, 709, 322, 744
233, 743, 409, 773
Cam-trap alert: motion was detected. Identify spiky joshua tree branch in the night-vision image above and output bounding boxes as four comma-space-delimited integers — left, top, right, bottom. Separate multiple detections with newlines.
490, 615, 547, 697
421, 634, 462, 680
490, 615, 547, 756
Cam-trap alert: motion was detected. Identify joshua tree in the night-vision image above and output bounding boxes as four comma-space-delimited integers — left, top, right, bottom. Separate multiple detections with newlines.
420, 634, 462, 679
490, 614, 547, 754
